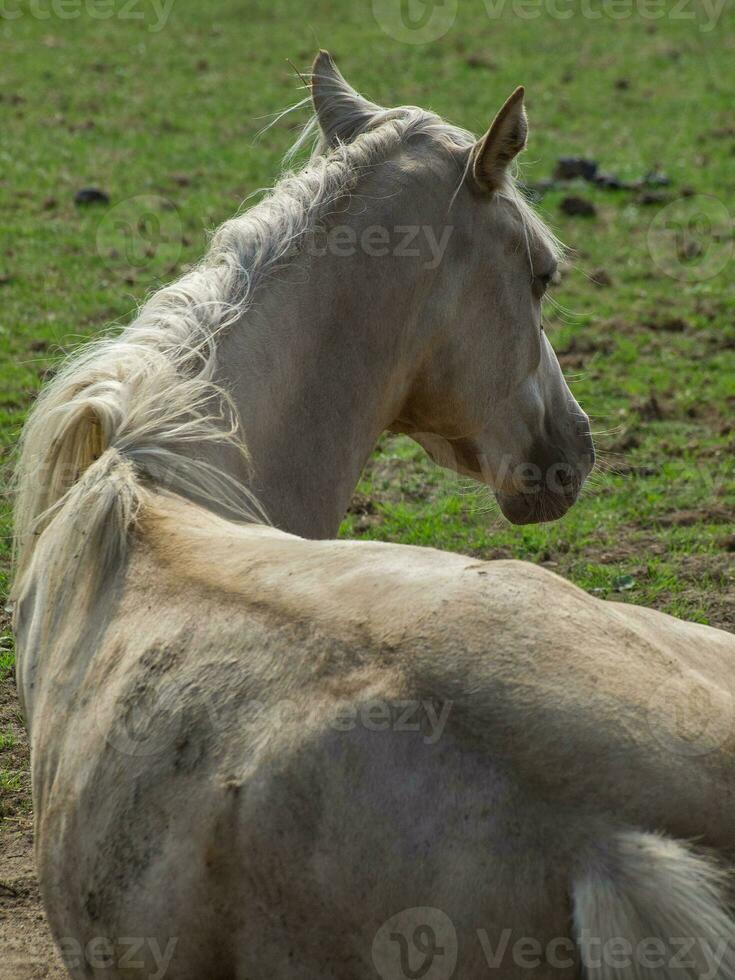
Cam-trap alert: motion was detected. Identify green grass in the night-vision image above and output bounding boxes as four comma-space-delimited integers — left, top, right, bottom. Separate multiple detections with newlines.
0, 633, 14, 682
0, 0, 733, 659
0, 729, 16, 752
0, 769, 22, 793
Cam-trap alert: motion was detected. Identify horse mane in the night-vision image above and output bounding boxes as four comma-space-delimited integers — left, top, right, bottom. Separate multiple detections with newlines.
12, 89, 561, 594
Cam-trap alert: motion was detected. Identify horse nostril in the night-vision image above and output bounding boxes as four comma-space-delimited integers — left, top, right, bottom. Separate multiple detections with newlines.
548, 463, 579, 497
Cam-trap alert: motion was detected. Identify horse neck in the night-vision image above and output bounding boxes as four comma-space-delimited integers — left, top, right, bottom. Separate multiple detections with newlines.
210, 187, 446, 537
211, 267, 414, 537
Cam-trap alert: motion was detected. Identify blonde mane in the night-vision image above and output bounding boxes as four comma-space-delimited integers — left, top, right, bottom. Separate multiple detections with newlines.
12, 89, 561, 596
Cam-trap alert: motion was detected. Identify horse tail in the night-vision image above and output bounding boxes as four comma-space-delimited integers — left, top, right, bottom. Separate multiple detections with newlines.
573, 829, 735, 979
11, 336, 261, 610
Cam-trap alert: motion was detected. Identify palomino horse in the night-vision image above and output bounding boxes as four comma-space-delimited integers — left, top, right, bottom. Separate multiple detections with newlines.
12, 53, 735, 979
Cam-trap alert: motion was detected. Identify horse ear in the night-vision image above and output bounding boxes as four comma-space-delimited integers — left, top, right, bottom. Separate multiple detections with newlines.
311, 50, 380, 145
472, 87, 528, 192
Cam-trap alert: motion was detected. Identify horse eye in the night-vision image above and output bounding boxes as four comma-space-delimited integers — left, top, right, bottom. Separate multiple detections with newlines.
533, 272, 553, 298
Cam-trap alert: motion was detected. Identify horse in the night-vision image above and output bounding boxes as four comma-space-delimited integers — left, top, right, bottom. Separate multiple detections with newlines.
11, 52, 735, 979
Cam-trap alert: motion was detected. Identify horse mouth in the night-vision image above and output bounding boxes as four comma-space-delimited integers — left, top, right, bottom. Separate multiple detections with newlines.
407, 434, 592, 525
495, 488, 578, 525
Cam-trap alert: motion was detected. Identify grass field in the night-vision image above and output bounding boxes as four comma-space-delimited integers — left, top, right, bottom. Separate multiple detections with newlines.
0, 0, 734, 973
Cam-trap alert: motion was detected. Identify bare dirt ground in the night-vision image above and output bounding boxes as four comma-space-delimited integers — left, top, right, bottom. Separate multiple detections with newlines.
0, 666, 65, 980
